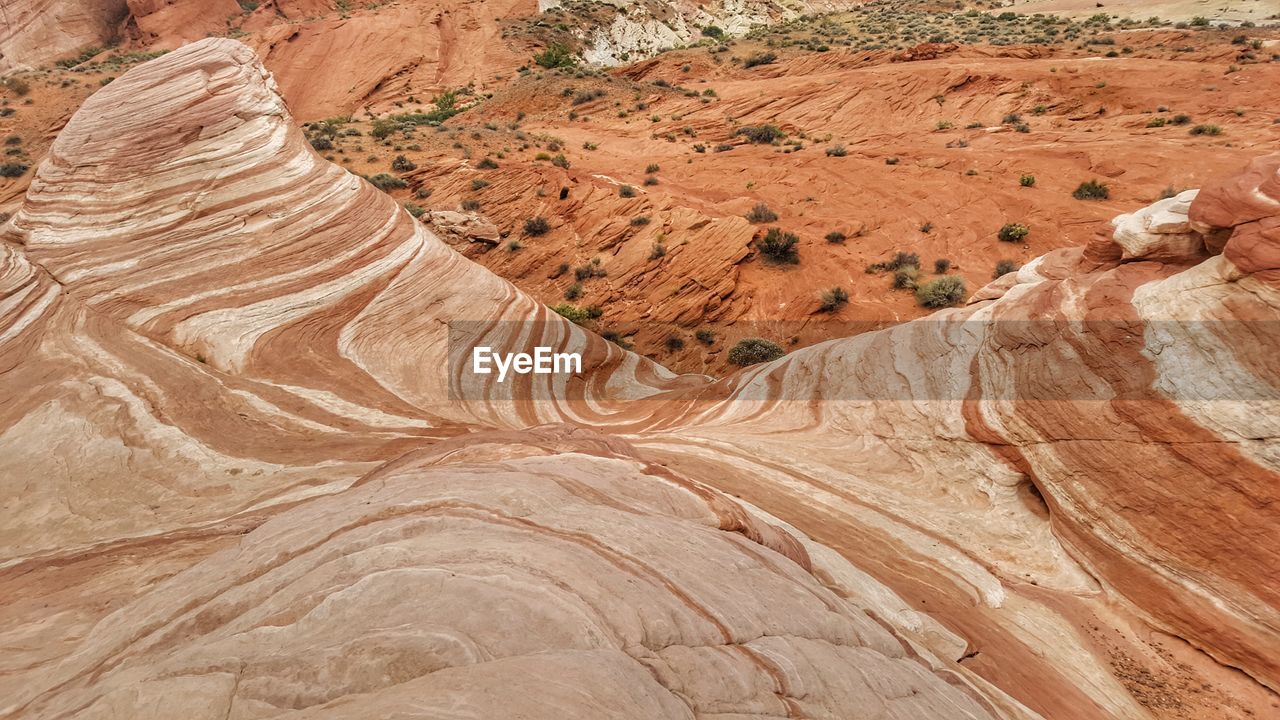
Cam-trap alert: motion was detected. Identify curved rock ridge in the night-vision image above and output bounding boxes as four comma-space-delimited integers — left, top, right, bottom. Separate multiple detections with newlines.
2, 38, 1279, 720
631, 158, 1280, 700
13, 39, 698, 427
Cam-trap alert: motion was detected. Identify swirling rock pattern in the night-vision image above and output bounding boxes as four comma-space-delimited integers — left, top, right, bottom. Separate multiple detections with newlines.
1, 39, 1277, 720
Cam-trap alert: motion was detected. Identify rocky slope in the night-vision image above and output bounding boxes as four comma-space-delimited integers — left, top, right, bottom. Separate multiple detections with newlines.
1, 38, 1278, 720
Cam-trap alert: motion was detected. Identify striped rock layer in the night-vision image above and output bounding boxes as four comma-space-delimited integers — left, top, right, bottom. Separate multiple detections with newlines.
1, 39, 1276, 720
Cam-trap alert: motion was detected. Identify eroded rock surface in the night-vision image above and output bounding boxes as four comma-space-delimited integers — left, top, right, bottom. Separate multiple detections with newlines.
1, 39, 1277, 720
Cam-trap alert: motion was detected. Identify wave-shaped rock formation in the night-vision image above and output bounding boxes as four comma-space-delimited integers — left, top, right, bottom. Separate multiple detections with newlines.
1, 39, 1277, 719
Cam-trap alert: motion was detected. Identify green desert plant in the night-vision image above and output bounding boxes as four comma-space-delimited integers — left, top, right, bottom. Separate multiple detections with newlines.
757, 227, 800, 264
998, 223, 1030, 242
915, 276, 967, 308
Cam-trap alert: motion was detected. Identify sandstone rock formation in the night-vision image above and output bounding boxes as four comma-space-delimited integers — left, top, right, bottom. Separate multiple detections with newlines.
1, 38, 1278, 720
0, 0, 127, 73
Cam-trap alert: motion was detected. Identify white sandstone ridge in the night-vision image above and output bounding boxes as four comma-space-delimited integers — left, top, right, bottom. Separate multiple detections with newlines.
540, 0, 861, 65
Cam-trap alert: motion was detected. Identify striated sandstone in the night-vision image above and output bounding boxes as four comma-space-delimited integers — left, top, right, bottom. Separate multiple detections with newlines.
2, 38, 1278, 720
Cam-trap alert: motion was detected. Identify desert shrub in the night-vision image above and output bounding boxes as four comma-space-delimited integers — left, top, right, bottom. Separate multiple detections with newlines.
915, 276, 967, 308
645, 163, 660, 173
309, 137, 334, 151
534, 43, 576, 69
892, 265, 919, 289
743, 52, 777, 69
571, 89, 606, 105
728, 338, 785, 366
994, 259, 1020, 279
885, 157, 900, 165
507, 239, 523, 251
461, 198, 481, 211
701, 25, 725, 39
470, 178, 490, 190
564, 282, 583, 300
757, 228, 799, 264
1073, 179, 1109, 200
825, 230, 846, 244
2, 77, 30, 96
1170, 114, 1192, 125
665, 335, 685, 352
819, 287, 849, 312
552, 303, 600, 323
551, 154, 570, 168
998, 223, 1030, 242
649, 242, 666, 259
1020, 174, 1036, 187
476, 157, 499, 169
368, 173, 407, 190
630, 215, 651, 226
391, 154, 416, 171
524, 216, 550, 236
574, 258, 607, 280
736, 125, 784, 144
643, 175, 658, 186
370, 118, 399, 140
619, 184, 637, 198
1189, 124, 1222, 136
825, 144, 847, 157
934, 258, 951, 273
695, 329, 716, 345
1146, 117, 1167, 128
403, 203, 425, 218
745, 202, 778, 223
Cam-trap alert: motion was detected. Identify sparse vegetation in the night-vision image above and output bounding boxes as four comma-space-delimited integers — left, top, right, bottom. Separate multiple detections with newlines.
1020, 174, 1036, 187
934, 258, 951, 273
819, 287, 849, 312
998, 223, 1030, 243
391, 154, 416, 172
745, 202, 778, 223
994, 260, 1020, 279
619, 185, 637, 198
524, 216, 550, 236
368, 173, 407, 190
1189, 124, 1222, 136
552, 303, 602, 324
728, 338, 785, 366
534, 43, 577, 69
758, 228, 800, 264
915, 276, 966, 308
825, 144, 847, 157
743, 52, 778, 69
825, 231, 846, 244
736, 125, 784, 144
1073, 180, 1110, 200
